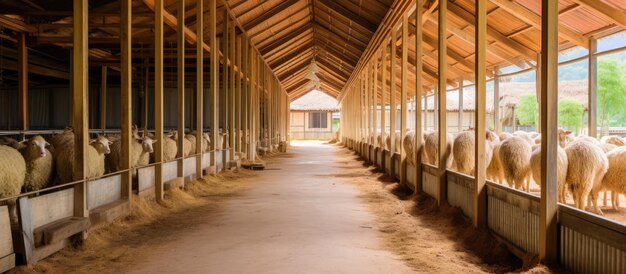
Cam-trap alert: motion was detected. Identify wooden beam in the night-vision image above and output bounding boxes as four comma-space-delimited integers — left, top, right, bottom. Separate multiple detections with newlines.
120, 0, 132, 200
154, 0, 165, 201
539, 0, 559, 262
474, 0, 487, 229
210, 0, 218, 173
489, 0, 589, 48
72, 0, 89, 227
0, 15, 36, 32
571, 0, 626, 30
269, 41, 314, 68
100, 66, 107, 129
229, 21, 236, 159
314, 20, 368, 49
222, 12, 230, 166
177, 0, 187, 179
400, 13, 408, 186
494, 67, 501, 133
260, 23, 312, 55
243, 0, 299, 30
390, 31, 397, 177
317, 0, 377, 33
17, 32, 28, 131
414, 2, 423, 193
588, 38, 597, 137
314, 23, 366, 52
437, 0, 448, 206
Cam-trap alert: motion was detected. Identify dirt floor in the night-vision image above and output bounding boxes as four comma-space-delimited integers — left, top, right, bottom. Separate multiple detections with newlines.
12, 141, 546, 273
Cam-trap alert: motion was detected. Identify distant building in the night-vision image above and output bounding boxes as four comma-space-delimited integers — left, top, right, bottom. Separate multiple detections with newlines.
290, 90, 340, 140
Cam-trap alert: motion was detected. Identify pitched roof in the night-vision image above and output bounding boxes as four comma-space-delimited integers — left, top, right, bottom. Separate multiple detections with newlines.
290, 89, 340, 112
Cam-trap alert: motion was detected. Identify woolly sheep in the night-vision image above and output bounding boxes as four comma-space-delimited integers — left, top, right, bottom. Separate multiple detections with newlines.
499, 136, 532, 191
513, 131, 534, 145
599, 143, 617, 153
48, 127, 74, 155
106, 133, 156, 172
424, 131, 454, 168
55, 135, 112, 183
452, 130, 499, 176
385, 131, 402, 152
498, 132, 512, 141
163, 132, 178, 161
0, 145, 26, 222
19, 136, 54, 192
487, 143, 504, 184
402, 131, 416, 166
530, 146, 569, 203
577, 135, 600, 145
565, 140, 608, 215
600, 146, 626, 210
0, 136, 20, 149
601, 135, 625, 147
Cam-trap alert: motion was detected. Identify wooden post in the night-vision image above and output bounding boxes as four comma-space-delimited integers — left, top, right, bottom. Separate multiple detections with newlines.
177, 0, 187, 180
243, 37, 249, 159
194, 0, 203, 177
400, 14, 408, 186
72, 0, 89, 229
17, 32, 28, 132
154, 0, 165, 201
458, 79, 463, 133
381, 46, 386, 152
539, 0, 559, 262
494, 67, 501, 133
414, 1, 423, 193
390, 31, 397, 176
249, 48, 256, 161
229, 23, 236, 160
120, 0, 132, 199
221, 13, 229, 169
235, 35, 242, 154
588, 38, 597, 137
209, 0, 218, 173
373, 56, 378, 149
536, 53, 541, 132
100, 66, 107, 130
473, 0, 487, 228
437, 0, 448, 205
424, 94, 428, 131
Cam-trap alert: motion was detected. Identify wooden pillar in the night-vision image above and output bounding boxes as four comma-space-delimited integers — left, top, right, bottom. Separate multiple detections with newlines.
437, 0, 448, 205
588, 38, 597, 137
154, 0, 165, 201
235, 36, 242, 153
249, 48, 257, 161
176, 0, 185, 180
221, 12, 229, 162
494, 67, 501, 133
120, 0, 132, 199
414, 1, 423, 193
536, 53, 541, 132
100, 66, 107, 129
458, 79, 463, 132
373, 56, 378, 148
209, 0, 218, 173
229, 23, 236, 160
390, 32, 397, 176
539, 0, 559, 262
243, 37, 249, 159
381, 46, 386, 151
73, 0, 89, 224
424, 94, 428, 130
17, 32, 28, 132
195, 0, 204, 177
473, 0, 487, 228
400, 14, 408, 185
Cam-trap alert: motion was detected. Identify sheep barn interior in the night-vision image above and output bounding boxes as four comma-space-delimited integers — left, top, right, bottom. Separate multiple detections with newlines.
0, 0, 626, 272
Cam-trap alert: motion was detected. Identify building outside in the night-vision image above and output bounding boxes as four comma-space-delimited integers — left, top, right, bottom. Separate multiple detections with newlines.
290, 90, 340, 140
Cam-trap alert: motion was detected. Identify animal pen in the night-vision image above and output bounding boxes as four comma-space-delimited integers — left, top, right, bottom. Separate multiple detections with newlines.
0, 0, 625, 273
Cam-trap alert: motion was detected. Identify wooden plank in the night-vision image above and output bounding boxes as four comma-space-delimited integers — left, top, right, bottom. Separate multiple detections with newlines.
120, 0, 132, 199
489, 0, 589, 48
242, 0, 299, 30
243, 37, 249, 159
89, 200, 130, 227
31, 188, 74, 229
87, 175, 122, 210
16, 197, 33, 264
222, 13, 230, 163
33, 217, 89, 246
474, 0, 487, 229
317, 0, 377, 33
196, 0, 204, 177
154, 0, 165, 201
176, 0, 186, 180
414, 2, 423, 193
539, 0, 559, 262
259, 23, 312, 55
588, 39, 597, 137
0, 206, 13, 258
17, 32, 28, 131
72, 0, 89, 225
0, 253, 15, 273
571, 0, 626, 30
438, 0, 448, 206
0, 15, 36, 32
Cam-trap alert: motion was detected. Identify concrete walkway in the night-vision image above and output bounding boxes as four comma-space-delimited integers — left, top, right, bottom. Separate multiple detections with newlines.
130, 141, 413, 274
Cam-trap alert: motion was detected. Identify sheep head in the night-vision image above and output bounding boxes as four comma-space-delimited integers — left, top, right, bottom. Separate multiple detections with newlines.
21, 135, 50, 157
139, 136, 156, 153
558, 128, 573, 148
91, 135, 113, 154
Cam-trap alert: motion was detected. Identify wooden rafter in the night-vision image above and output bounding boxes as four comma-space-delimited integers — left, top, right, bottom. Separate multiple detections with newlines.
243, 0, 299, 30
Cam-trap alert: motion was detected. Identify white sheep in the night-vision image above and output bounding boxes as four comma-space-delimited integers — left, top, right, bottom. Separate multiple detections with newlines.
385, 131, 401, 152
601, 135, 625, 147
530, 146, 569, 203
55, 135, 112, 183
0, 136, 20, 149
402, 131, 416, 166
487, 143, 504, 184
452, 130, 499, 176
577, 135, 600, 145
106, 132, 156, 172
513, 131, 534, 145
19, 136, 54, 192
600, 146, 626, 210
499, 136, 532, 191
160, 132, 178, 161
599, 143, 617, 153
424, 131, 454, 168
498, 132, 512, 141
0, 145, 26, 222
565, 140, 608, 215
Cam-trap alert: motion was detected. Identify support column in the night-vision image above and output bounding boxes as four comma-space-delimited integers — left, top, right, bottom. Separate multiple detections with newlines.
458, 79, 463, 132
154, 0, 165, 201
242, 37, 249, 159
400, 14, 408, 186
414, 1, 423, 193
437, 0, 448, 205
381, 46, 387, 152
209, 0, 218, 173
177, 0, 186, 181
17, 32, 28, 132
235, 36, 242, 154
473, 0, 487, 228
100, 66, 107, 130
120, 0, 132, 199
195, 0, 204, 177
539, 0, 559, 262
72, 0, 89, 227
494, 67, 501, 133
536, 53, 541, 132
588, 38, 597, 137
390, 32, 397, 177
373, 56, 378, 149
229, 22, 236, 161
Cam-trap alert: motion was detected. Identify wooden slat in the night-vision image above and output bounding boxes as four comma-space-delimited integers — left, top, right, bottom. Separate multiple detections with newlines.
317, 0, 377, 33
243, 0, 299, 30
260, 23, 313, 54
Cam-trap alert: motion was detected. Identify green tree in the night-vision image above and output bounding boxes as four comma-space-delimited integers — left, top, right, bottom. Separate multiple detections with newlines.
558, 98, 584, 134
597, 59, 626, 134
516, 94, 538, 127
